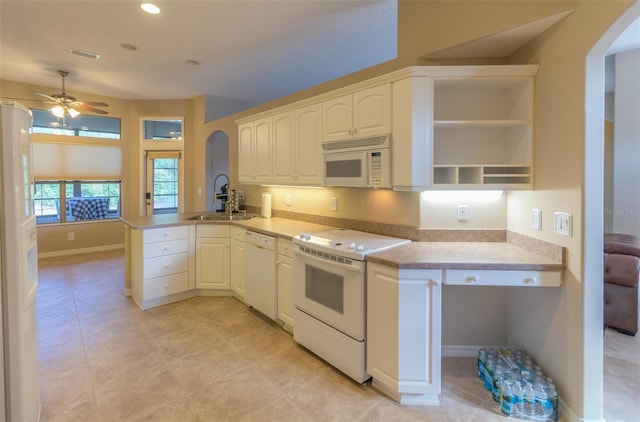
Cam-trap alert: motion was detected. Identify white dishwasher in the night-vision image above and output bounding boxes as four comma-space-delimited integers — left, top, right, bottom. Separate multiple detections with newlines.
244, 230, 277, 320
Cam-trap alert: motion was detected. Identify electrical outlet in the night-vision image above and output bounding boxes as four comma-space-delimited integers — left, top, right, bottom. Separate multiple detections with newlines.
330, 197, 338, 212
457, 205, 468, 221
532, 209, 542, 230
67, 232, 75, 241
285, 192, 291, 206
554, 212, 572, 236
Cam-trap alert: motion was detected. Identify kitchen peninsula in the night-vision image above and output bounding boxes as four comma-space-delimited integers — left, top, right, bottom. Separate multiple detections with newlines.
120, 214, 564, 406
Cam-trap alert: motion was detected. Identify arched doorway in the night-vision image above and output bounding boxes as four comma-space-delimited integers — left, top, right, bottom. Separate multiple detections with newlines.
584, 2, 639, 419
205, 130, 229, 212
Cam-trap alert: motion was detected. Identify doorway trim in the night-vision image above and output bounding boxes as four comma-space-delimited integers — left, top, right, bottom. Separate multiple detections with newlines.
584, 2, 639, 420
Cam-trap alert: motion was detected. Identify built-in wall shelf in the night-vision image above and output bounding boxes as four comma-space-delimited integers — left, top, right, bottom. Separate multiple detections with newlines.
392, 65, 538, 191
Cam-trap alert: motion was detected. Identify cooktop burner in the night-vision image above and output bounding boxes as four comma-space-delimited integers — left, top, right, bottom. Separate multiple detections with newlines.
293, 228, 410, 261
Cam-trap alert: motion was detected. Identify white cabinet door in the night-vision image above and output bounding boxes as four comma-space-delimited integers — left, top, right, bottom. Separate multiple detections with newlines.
238, 122, 254, 183
238, 117, 273, 184
321, 84, 391, 142
353, 84, 391, 138
272, 111, 295, 184
230, 239, 246, 298
195, 238, 230, 289
367, 263, 442, 405
322, 94, 352, 142
277, 254, 294, 329
294, 103, 322, 185
254, 117, 273, 183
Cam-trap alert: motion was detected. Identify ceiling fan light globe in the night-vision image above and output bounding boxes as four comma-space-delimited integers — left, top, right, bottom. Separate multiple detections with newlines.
68, 108, 80, 118
51, 105, 65, 118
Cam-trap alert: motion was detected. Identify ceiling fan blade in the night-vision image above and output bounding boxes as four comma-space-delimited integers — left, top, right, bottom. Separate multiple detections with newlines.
77, 101, 109, 107
73, 104, 109, 115
34, 92, 60, 102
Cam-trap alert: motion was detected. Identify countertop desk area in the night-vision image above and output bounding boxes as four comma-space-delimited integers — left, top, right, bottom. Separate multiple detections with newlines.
365, 241, 564, 406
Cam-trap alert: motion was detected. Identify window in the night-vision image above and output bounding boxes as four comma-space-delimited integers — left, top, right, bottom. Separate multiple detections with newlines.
34, 180, 121, 224
142, 119, 182, 140
31, 109, 121, 139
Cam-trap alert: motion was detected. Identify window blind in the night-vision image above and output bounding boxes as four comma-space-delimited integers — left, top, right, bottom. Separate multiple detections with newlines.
33, 143, 122, 179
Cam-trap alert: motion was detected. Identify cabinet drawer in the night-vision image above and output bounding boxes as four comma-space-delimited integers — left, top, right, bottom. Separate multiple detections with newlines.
144, 272, 189, 300
144, 226, 189, 243
196, 225, 230, 238
232, 227, 246, 242
444, 269, 561, 287
144, 253, 189, 279
278, 238, 294, 258
143, 238, 189, 258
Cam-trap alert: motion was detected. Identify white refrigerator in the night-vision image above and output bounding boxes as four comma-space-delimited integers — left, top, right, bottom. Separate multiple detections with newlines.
0, 101, 40, 421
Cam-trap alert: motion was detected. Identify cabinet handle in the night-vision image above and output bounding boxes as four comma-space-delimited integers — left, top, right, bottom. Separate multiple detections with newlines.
163, 247, 170, 251
523, 277, 537, 284
164, 264, 170, 269
465, 276, 478, 283
164, 283, 169, 290
163, 232, 169, 237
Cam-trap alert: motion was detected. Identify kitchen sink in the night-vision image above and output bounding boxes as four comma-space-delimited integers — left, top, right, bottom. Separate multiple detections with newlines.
186, 213, 255, 221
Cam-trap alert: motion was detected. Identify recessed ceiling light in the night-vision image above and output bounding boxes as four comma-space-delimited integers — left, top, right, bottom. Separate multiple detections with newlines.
140, 3, 160, 14
121, 43, 138, 51
69, 48, 100, 60
185, 59, 201, 66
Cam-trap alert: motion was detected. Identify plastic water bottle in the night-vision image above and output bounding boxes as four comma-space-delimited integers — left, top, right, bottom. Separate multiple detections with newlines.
546, 379, 559, 422
500, 382, 516, 416
492, 364, 505, 402
477, 348, 486, 378
534, 382, 553, 418
519, 382, 536, 416
484, 357, 496, 391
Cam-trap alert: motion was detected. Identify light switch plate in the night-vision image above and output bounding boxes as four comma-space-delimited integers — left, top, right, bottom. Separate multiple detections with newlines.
285, 192, 291, 206
554, 212, 572, 236
532, 209, 542, 230
457, 205, 468, 221
330, 197, 338, 212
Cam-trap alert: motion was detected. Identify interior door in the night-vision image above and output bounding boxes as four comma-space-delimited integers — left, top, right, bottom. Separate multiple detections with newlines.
145, 151, 182, 215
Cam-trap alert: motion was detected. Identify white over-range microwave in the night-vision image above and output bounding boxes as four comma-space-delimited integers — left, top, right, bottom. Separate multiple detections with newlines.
322, 134, 391, 188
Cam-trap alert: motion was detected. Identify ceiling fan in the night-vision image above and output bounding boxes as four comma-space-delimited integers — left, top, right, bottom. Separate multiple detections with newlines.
33, 70, 109, 117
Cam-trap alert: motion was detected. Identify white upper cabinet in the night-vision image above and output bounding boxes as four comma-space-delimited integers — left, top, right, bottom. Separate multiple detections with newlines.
271, 105, 323, 185
293, 104, 322, 185
392, 65, 538, 191
322, 84, 391, 142
238, 117, 273, 184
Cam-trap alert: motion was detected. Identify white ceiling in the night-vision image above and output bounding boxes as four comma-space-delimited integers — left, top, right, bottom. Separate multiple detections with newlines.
0, 0, 397, 106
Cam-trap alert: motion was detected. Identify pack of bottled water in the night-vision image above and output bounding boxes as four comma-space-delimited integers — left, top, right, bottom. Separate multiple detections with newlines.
477, 348, 558, 421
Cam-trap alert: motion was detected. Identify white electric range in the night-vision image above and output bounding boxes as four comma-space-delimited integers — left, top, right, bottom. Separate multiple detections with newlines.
292, 228, 410, 382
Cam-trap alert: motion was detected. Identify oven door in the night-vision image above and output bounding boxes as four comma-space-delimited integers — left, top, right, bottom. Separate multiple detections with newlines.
323, 150, 368, 187
293, 247, 365, 340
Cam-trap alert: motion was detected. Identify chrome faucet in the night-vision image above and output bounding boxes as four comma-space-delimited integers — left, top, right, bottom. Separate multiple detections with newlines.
213, 173, 230, 213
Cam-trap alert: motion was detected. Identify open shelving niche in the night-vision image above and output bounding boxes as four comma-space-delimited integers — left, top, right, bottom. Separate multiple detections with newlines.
432, 77, 533, 188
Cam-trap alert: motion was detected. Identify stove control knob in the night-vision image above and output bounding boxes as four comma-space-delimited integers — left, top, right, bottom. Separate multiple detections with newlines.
304, 233, 312, 241
348, 242, 356, 249
357, 244, 365, 251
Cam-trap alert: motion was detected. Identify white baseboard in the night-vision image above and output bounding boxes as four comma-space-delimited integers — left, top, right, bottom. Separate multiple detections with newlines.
37, 244, 125, 259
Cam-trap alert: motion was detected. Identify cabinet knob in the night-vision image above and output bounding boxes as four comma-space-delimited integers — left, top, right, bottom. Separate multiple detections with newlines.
164, 283, 169, 289
465, 276, 478, 283
523, 277, 537, 284
164, 264, 170, 269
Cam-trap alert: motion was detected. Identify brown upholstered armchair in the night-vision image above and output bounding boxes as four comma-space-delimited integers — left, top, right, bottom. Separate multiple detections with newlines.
604, 233, 640, 335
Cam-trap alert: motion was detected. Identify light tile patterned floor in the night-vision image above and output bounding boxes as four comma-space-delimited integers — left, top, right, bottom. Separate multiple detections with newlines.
36, 249, 638, 421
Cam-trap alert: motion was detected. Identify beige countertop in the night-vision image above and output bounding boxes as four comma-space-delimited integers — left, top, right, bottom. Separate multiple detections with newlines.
120, 214, 563, 271
367, 242, 564, 271
119, 213, 334, 240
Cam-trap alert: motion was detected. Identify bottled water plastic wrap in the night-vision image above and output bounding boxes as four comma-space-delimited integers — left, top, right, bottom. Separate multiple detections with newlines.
477, 348, 558, 421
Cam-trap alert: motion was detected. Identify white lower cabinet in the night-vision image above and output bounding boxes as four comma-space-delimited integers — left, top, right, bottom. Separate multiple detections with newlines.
230, 227, 246, 299
131, 225, 195, 310
367, 263, 443, 405
195, 225, 230, 290
277, 238, 294, 330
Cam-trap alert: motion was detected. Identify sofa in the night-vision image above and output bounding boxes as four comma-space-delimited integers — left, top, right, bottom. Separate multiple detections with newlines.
604, 233, 640, 335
